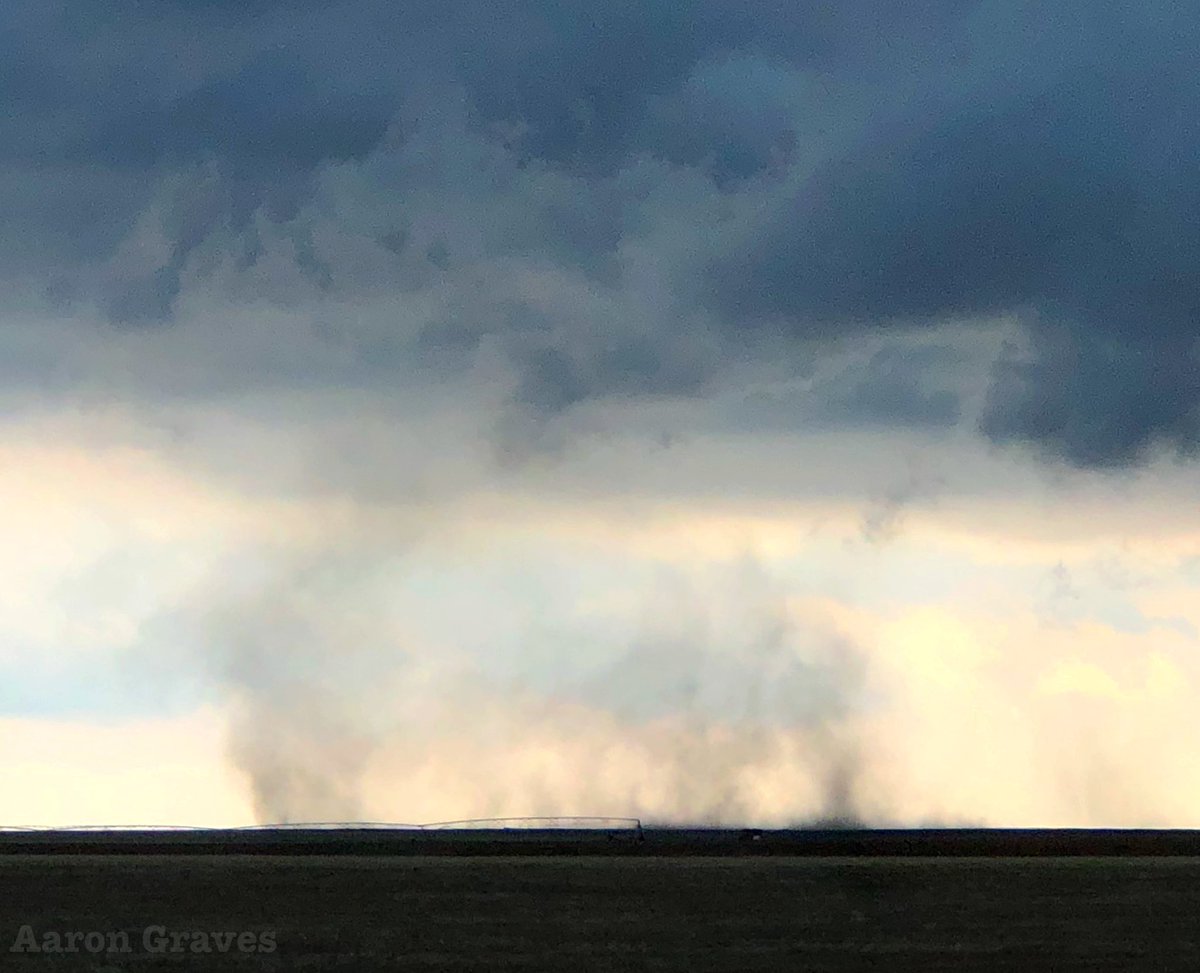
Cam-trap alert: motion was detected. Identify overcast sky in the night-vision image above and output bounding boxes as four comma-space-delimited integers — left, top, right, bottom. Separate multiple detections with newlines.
3, 1, 1200, 827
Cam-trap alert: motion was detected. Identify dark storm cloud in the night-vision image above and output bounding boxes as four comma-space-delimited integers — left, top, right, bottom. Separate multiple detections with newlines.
1, 0, 970, 289
710, 2, 1200, 465
4, 0, 1199, 465
983, 326, 1200, 468
446, 0, 967, 175
1, 1, 403, 315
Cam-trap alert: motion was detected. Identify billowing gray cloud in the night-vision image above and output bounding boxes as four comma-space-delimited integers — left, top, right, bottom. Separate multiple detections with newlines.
813, 345, 964, 429
4, 0, 1199, 466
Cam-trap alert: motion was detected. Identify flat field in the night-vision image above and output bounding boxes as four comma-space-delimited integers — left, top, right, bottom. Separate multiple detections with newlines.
3, 855, 1200, 971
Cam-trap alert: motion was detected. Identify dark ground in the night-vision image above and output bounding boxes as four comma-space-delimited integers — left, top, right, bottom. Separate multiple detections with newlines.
3, 854, 1200, 971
